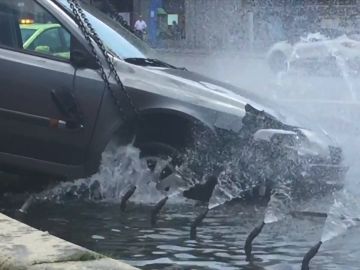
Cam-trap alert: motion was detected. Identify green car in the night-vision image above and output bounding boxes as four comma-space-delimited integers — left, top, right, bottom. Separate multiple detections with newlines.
20, 23, 70, 59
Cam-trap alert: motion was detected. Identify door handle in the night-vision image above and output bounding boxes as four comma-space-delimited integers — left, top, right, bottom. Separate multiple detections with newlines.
51, 88, 84, 129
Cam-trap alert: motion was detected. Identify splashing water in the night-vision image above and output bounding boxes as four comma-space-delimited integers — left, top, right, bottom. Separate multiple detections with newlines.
328, 43, 357, 101
38, 141, 210, 205
264, 186, 292, 224
321, 187, 360, 243
39, 143, 167, 204
276, 32, 358, 102
207, 156, 266, 209
267, 32, 360, 246
208, 164, 247, 209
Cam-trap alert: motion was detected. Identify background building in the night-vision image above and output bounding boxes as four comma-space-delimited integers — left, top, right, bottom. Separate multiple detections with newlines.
14, 0, 360, 50
132, 0, 185, 47
133, 0, 360, 50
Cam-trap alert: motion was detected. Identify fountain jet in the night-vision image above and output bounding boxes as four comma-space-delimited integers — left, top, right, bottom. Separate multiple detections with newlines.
120, 185, 137, 212
15, 195, 36, 221
301, 241, 322, 270
190, 208, 209, 240
244, 222, 265, 261
150, 196, 168, 226
19, 195, 36, 214
290, 211, 327, 219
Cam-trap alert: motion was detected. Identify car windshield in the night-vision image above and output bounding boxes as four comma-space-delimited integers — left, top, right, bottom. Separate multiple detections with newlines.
57, 0, 154, 59
20, 28, 36, 43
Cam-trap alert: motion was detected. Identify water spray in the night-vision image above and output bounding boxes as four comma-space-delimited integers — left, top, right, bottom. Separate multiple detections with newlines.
15, 195, 36, 220
245, 184, 293, 261
243, 210, 328, 261
290, 211, 327, 219
20, 195, 36, 213
150, 196, 168, 226
120, 185, 137, 212
187, 175, 220, 240
301, 241, 322, 270
244, 222, 265, 261
190, 208, 209, 240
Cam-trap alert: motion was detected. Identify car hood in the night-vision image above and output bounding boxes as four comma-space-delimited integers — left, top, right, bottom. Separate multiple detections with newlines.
116, 58, 337, 146
120, 60, 282, 119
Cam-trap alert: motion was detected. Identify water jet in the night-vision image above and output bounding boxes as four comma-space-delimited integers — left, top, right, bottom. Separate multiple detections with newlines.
120, 185, 137, 211
190, 208, 209, 240
301, 241, 322, 270
18, 195, 36, 214
150, 196, 168, 226
244, 222, 265, 261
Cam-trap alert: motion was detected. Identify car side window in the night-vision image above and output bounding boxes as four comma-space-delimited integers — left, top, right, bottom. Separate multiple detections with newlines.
27, 27, 70, 58
0, 0, 71, 61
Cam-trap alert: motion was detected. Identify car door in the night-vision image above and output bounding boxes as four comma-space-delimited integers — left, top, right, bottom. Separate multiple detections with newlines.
0, 0, 104, 173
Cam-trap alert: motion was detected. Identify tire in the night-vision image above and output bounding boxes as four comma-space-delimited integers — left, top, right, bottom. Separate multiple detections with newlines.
137, 141, 186, 193
137, 141, 219, 202
268, 51, 288, 73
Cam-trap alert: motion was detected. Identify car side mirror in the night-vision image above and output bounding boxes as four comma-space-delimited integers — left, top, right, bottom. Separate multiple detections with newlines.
70, 37, 98, 69
71, 49, 96, 68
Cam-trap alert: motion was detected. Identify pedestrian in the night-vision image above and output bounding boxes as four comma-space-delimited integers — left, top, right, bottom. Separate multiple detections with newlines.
171, 20, 180, 40
134, 15, 147, 40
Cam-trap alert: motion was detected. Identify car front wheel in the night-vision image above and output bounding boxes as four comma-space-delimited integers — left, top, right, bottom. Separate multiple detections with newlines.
138, 142, 188, 195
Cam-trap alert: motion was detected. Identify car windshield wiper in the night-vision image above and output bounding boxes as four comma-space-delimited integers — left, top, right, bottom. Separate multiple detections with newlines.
124, 57, 186, 70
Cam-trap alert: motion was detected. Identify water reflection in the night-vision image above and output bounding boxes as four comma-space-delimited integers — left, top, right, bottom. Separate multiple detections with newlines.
2, 197, 359, 270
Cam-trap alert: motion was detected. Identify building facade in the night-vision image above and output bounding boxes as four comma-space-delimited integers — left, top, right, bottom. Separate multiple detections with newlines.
15, 0, 360, 50
133, 0, 360, 50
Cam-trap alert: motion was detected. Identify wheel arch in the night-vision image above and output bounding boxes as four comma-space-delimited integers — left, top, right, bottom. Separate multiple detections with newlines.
133, 107, 216, 150
85, 104, 217, 176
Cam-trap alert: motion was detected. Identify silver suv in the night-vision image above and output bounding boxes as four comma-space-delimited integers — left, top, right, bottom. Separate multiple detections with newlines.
0, 0, 345, 200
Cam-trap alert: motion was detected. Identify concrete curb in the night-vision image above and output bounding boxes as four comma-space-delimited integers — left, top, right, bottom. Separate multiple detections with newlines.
0, 213, 139, 270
